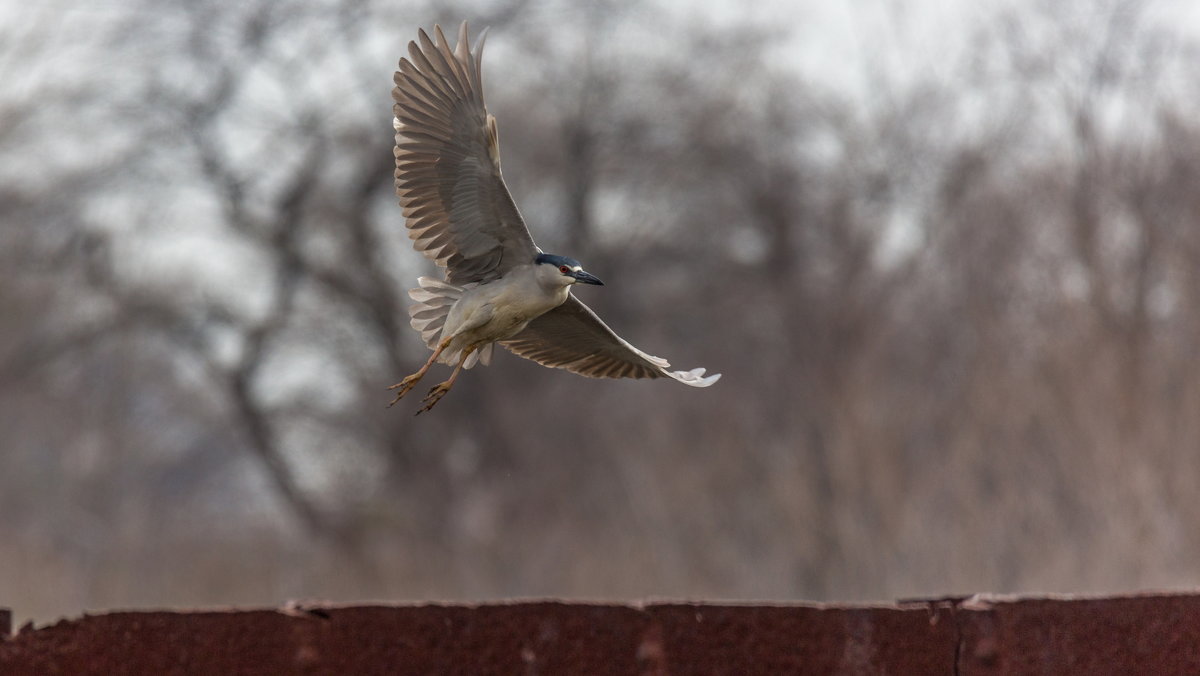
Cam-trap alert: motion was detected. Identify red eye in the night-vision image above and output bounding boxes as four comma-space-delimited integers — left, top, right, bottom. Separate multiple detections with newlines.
559, 265, 571, 274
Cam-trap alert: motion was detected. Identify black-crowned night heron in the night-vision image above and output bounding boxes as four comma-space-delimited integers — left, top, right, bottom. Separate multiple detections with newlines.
388, 22, 720, 414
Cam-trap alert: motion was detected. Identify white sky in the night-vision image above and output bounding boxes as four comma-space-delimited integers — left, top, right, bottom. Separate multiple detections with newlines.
659, 0, 1200, 102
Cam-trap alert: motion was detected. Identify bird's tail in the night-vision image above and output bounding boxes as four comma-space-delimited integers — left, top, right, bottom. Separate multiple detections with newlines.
407, 277, 493, 369
409, 277, 461, 350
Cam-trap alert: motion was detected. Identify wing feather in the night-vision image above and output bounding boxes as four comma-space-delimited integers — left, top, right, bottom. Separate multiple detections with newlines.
392, 22, 538, 284
501, 295, 721, 387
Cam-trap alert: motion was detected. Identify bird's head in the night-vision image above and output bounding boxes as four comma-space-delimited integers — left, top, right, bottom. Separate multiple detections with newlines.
535, 253, 604, 288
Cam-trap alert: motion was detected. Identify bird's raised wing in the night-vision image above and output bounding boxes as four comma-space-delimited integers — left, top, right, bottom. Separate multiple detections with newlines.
392, 23, 538, 285
501, 295, 720, 386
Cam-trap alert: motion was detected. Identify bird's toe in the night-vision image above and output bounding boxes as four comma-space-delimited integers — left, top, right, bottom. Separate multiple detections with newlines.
415, 383, 452, 415
386, 374, 425, 406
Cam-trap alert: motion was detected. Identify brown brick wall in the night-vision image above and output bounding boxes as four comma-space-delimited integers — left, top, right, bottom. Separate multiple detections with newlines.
2, 594, 1199, 674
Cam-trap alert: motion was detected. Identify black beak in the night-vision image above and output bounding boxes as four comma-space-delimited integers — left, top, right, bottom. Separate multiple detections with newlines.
573, 270, 604, 286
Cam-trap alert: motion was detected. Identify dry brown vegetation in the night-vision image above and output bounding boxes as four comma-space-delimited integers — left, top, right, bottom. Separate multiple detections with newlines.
3, 0, 1200, 622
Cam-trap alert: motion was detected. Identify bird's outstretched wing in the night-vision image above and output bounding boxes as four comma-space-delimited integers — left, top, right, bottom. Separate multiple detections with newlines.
392, 22, 538, 285
501, 295, 721, 386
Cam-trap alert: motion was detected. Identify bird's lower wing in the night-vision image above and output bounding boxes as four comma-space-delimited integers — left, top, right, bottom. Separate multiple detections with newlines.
500, 295, 720, 386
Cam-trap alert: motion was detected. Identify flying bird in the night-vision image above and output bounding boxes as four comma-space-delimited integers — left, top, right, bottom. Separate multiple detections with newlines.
388, 22, 720, 414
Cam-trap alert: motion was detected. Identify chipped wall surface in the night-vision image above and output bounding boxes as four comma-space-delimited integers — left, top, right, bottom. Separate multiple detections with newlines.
1, 595, 1199, 675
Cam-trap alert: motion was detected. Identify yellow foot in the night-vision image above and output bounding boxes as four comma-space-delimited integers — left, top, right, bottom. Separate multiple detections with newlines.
416, 381, 453, 415
386, 373, 424, 407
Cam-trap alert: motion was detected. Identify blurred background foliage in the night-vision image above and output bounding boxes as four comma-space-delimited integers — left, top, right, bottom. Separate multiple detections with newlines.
4, 0, 1200, 623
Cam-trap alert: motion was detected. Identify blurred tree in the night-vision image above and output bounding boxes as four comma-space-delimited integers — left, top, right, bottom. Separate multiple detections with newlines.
5, 0, 1200, 624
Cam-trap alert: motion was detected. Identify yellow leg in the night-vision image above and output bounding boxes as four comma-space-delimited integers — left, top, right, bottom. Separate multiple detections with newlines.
416, 345, 476, 415
387, 336, 452, 407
